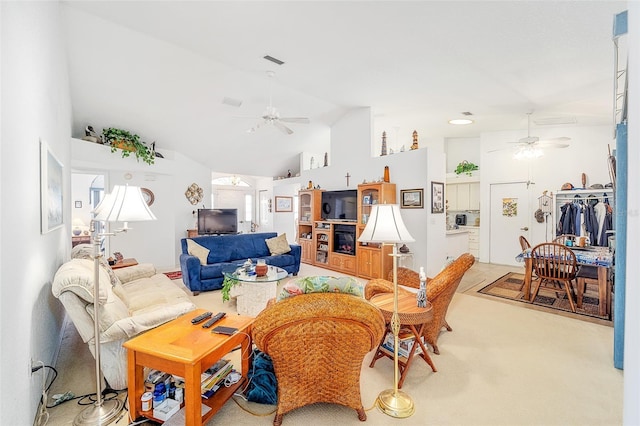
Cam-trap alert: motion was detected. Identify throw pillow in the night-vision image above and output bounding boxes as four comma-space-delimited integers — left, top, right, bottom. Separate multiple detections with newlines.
277, 276, 363, 301
187, 239, 210, 265
265, 233, 291, 256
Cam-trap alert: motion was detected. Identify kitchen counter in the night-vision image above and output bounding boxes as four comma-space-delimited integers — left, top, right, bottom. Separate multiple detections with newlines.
446, 228, 469, 235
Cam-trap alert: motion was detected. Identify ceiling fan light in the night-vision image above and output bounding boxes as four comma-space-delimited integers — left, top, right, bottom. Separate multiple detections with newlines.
448, 118, 474, 125
514, 146, 544, 160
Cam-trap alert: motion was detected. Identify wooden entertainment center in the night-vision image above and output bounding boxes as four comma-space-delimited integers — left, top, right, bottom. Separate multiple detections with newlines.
297, 182, 396, 279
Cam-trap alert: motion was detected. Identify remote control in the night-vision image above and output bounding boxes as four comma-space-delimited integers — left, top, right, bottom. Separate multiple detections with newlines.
191, 311, 213, 324
202, 312, 226, 328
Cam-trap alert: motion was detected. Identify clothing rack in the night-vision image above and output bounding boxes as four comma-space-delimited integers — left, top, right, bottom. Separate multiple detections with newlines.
553, 189, 615, 244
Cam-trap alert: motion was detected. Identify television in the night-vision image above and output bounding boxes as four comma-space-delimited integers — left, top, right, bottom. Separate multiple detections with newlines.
320, 190, 357, 221
197, 209, 238, 235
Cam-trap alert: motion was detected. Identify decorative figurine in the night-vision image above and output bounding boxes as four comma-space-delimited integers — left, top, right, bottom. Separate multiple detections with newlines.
381, 131, 387, 156
383, 166, 390, 183
410, 130, 419, 150
287, 169, 292, 178
417, 266, 427, 308
324, 152, 328, 167
310, 156, 315, 169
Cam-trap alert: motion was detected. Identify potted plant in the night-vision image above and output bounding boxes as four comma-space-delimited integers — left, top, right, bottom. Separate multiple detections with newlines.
454, 160, 478, 176
102, 127, 155, 165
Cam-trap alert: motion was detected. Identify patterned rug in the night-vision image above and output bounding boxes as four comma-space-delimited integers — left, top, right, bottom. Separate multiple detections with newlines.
477, 272, 611, 322
163, 271, 182, 280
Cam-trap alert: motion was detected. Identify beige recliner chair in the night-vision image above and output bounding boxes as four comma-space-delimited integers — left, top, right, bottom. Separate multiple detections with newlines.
52, 244, 196, 390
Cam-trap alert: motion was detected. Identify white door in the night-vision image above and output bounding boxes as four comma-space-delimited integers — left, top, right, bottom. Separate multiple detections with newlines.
489, 182, 531, 266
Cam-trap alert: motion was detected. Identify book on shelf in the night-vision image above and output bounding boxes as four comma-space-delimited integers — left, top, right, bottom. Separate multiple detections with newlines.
201, 359, 233, 395
382, 330, 425, 358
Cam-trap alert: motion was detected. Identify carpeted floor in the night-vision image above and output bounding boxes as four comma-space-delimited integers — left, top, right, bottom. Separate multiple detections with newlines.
477, 272, 612, 324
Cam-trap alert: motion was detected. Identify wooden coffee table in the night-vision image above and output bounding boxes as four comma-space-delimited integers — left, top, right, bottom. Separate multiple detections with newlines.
123, 309, 253, 425
369, 292, 437, 388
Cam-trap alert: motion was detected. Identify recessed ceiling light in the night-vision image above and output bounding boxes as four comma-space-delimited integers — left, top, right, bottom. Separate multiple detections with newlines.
448, 119, 474, 125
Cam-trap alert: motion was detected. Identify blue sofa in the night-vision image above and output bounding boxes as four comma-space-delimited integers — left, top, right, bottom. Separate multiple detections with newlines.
180, 232, 301, 294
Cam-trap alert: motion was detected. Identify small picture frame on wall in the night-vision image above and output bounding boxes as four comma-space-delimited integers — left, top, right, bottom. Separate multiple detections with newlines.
275, 196, 293, 212
74, 201, 82, 208
431, 181, 445, 214
400, 188, 424, 209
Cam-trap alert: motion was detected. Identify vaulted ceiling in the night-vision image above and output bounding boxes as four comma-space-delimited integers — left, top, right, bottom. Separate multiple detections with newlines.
62, 1, 626, 177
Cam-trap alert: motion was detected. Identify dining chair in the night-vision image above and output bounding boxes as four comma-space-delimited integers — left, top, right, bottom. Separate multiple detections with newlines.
530, 242, 578, 312
519, 235, 531, 251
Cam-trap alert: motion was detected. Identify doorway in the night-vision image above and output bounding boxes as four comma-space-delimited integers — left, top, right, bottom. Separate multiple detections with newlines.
71, 171, 106, 249
489, 181, 531, 266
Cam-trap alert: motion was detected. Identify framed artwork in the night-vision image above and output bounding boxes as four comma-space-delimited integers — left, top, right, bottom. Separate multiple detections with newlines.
400, 188, 424, 209
275, 196, 293, 212
40, 140, 64, 233
74, 201, 82, 208
431, 182, 445, 214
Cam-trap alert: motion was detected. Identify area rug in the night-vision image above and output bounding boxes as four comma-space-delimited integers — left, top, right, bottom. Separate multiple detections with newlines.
477, 272, 611, 323
163, 271, 182, 280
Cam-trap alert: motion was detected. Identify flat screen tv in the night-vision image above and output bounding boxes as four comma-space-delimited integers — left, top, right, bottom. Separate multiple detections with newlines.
321, 190, 357, 221
197, 209, 238, 235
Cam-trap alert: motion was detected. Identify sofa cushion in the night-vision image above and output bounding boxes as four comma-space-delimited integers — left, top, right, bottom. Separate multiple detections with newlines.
71, 243, 122, 288
187, 239, 210, 265
52, 259, 110, 304
120, 273, 192, 313
265, 233, 291, 255
85, 287, 130, 333
277, 276, 363, 301
262, 254, 296, 269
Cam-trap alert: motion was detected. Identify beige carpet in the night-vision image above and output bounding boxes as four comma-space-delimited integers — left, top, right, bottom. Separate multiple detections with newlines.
46, 262, 623, 425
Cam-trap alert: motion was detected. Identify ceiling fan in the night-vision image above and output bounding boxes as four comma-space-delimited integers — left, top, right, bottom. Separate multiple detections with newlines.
490, 113, 571, 159
246, 71, 309, 135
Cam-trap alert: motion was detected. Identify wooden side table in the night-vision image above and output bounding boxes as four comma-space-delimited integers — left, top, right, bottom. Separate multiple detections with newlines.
369, 292, 437, 388
123, 309, 253, 425
110, 258, 138, 269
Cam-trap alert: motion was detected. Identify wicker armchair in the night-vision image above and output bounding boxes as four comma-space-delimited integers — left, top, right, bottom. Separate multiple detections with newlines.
364, 253, 475, 354
252, 292, 385, 426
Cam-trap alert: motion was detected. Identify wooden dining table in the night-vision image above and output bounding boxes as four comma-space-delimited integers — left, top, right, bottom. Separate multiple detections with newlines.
517, 246, 614, 316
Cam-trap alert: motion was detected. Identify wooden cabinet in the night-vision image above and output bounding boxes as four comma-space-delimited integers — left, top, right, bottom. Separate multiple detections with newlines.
358, 246, 384, 279
329, 252, 357, 275
298, 189, 323, 264
460, 226, 480, 258
187, 229, 199, 238
313, 222, 331, 266
446, 182, 479, 211
356, 182, 396, 280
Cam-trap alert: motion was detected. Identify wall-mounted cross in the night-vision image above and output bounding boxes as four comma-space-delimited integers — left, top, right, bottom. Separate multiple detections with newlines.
345, 172, 351, 187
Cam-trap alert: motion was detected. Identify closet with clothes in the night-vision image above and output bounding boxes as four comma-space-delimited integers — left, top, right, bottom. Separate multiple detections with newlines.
554, 188, 615, 246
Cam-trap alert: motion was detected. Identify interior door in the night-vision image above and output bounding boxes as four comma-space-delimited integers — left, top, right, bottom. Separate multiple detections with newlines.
214, 188, 252, 234
489, 182, 531, 266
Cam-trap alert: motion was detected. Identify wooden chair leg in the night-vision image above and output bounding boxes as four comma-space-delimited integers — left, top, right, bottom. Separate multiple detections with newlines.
530, 278, 542, 303
444, 319, 453, 332
576, 277, 585, 308
564, 280, 576, 312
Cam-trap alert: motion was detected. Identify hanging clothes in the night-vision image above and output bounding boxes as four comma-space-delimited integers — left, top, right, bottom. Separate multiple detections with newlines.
594, 202, 606, 244
598, 195, 614, 246
583, 203, 599, 245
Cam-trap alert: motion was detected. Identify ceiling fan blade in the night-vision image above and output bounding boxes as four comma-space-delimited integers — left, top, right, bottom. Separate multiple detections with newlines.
273, 120, 293, 135
280, 117, 310, 124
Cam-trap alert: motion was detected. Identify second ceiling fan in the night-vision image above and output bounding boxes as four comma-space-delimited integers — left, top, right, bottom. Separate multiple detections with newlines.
490, 113, 571, 159
247, 71, 309, 135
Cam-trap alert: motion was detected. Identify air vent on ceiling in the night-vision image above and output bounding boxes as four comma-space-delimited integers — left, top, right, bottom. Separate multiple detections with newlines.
533, 116, 577, 126
222, 97, 242, 107
461, 111, 473, 116
263, 55, 284, 65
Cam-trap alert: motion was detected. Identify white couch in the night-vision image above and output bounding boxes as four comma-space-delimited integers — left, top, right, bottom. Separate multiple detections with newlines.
52, 244, 196, 390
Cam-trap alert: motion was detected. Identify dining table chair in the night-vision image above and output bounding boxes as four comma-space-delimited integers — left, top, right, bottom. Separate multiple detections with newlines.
553, 234, 578, 246
530, 242, 578, 312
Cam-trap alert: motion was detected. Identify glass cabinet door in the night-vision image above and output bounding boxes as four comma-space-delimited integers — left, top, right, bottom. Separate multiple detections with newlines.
299, 192, 312, 223
360, 187, 379, 225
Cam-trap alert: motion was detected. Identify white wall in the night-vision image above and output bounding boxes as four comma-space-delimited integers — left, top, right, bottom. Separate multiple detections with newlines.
446, 137, 481, 173
478, 124, 614, 262
1, 2, 72, 424
276, 107, 448, 277
70, 139, 212, 269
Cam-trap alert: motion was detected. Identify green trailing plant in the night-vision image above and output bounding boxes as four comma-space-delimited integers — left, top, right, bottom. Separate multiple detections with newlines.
221, 275, 239, 302
454, 160, 478, 176
102, 127, 155, 165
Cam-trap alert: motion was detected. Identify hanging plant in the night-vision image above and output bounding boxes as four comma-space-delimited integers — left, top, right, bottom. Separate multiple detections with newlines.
454, 160, 478, 176
102, 127, 155, 165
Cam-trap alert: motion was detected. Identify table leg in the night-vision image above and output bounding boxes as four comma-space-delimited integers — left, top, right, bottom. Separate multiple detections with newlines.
523, 258, 533, 301
598, 266, 607, 317
126, 349, 144, 418
410, 324, 437, 373
185, 362, 202, 426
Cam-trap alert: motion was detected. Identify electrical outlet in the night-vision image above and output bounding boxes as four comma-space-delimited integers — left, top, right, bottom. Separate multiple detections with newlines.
31, 359, 42, 374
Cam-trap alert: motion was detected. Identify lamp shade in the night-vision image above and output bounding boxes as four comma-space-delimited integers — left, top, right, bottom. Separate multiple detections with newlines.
358, 204, 414, 243
93, 185, 157, 223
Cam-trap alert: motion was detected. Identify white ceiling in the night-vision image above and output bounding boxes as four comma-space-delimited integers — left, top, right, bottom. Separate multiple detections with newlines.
62, 1, 626, 177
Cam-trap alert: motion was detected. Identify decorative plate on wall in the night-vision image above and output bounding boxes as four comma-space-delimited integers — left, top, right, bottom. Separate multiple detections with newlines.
185, 183, 203, 205
141, 187, 155, 206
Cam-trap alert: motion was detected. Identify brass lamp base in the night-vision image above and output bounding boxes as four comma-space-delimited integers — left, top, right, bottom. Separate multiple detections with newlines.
73, 399, 123, 426
375, 388, 415, 418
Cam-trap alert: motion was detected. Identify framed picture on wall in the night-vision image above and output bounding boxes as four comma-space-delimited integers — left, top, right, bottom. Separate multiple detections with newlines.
400, 189, 424, 209
431, 181, 445, 214
275, 196, 293, 212
41, 140, 64, 233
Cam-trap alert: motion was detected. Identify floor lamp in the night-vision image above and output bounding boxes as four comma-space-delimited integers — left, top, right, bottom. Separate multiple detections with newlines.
74, 185, 156, 426
358, 204, 415, 418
